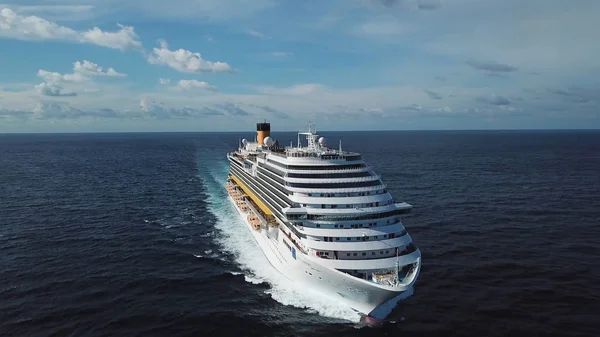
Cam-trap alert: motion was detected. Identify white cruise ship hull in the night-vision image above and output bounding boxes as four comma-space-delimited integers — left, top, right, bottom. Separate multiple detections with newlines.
227, 194, 420, 319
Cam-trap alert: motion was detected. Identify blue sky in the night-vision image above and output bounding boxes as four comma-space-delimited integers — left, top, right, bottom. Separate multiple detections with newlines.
0, 0, 599, 132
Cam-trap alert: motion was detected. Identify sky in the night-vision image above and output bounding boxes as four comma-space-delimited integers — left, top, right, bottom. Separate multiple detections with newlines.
0, 0, 599, 132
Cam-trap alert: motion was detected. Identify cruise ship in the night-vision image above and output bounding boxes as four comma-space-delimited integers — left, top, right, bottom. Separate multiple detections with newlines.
225, 122, 421, 321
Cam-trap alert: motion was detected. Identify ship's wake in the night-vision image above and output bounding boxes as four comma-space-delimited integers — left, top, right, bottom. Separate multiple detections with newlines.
197, 156, 361, 323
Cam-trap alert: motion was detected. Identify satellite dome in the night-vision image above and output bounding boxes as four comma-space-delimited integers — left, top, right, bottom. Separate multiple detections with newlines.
242, 138, 247, 145
263, 136, 275, 146
318, 137, 326, 146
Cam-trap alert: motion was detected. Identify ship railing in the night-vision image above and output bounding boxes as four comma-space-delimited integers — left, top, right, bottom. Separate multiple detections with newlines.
284, 166, 369, 172
287, 183, 387, 194
267, 152, 287, 158
267, 150, 360, 160
284, 175, 380, 183
281, 228, 307, 254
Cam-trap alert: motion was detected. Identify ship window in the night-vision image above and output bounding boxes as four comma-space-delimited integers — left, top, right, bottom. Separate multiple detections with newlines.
353, 253, 357, 256
336, 237, 339, 241
346, 253, 350, 256
316, 224, 320, 228
334, 225, 338, 228
372, 252, 376, 255
362, 252, 366, 256
380, 251, 383, 254
347, 238, 351, 241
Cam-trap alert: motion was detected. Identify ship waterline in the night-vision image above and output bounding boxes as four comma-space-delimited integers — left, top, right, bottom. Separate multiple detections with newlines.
225, 122, 421, 320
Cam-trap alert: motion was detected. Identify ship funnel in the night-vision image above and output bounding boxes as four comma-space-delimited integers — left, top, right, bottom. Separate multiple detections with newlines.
256, 122, 270, 145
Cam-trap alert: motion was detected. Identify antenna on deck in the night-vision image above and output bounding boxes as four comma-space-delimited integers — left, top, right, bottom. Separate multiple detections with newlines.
339, 139, 343, 153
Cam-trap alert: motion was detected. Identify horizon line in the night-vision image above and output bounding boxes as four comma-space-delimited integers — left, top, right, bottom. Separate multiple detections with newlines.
1, 127, 600, 135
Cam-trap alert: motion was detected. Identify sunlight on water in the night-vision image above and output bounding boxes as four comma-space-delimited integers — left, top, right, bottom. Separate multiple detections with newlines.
198, 157, 361, 322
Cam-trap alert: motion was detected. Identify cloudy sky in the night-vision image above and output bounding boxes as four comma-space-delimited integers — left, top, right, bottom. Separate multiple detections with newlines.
0, 0, 598, 132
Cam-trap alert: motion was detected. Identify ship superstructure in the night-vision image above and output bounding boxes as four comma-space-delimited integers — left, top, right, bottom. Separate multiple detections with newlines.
225, 122, 421, 320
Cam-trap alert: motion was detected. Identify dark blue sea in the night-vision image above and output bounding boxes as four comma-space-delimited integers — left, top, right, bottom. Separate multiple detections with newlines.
1, 130, 599, 337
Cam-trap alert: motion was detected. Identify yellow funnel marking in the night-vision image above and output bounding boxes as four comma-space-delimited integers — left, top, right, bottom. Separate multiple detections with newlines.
229, 175, 273, 216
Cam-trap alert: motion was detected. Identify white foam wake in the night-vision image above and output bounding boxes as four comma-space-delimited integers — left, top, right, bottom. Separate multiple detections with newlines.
198, 158, 361, 322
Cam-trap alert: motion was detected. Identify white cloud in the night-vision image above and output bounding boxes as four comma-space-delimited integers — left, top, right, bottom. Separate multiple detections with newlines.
147, 39, 234, 73
80, 24, 142, 51
35, 60, 126, 97
32, 101, 79, 119
256, 83, 326, 96
2, 80, 598, 129
34, 82, 77, 97
0, 7, 142, 50
138, 96, 226, 119
30, 100, 129, 119
37, 69, 88, 84
246, 29, 269, 39
0, 7, 79, 40
177, 79, 217, 92
73, 60, 126, 77
158, 78, 217, 92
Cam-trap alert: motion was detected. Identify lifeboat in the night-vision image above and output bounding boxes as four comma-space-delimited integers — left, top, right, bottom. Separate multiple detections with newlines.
247, 213, 261, 230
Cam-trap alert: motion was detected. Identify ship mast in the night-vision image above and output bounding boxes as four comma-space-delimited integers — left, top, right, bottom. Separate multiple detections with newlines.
297, 121, 319, 151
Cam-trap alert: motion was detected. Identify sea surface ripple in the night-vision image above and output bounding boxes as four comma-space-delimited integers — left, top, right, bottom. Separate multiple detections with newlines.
1, 130, 599, 337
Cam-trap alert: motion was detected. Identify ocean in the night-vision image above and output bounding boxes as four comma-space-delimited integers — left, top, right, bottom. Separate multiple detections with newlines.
1, 130, 599, 337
